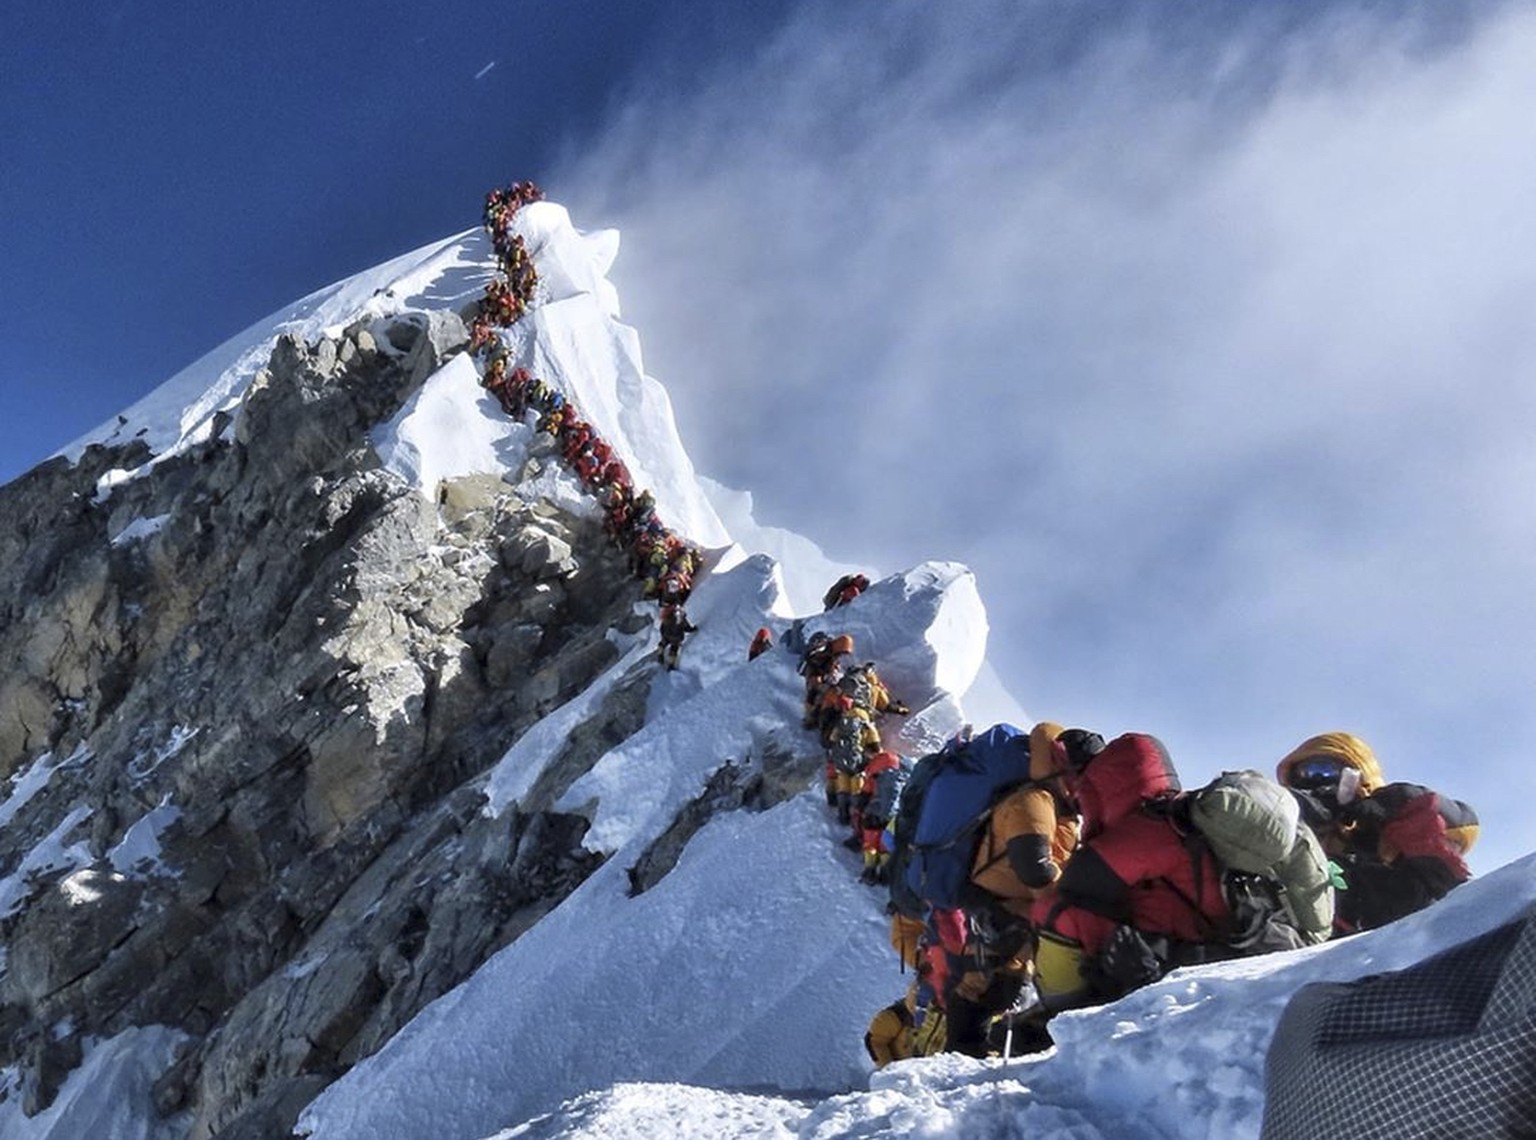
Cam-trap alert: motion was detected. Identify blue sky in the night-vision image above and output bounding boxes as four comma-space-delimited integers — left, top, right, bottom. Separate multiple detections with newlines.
0, 0, 795, 481
4, 0, 1533, 872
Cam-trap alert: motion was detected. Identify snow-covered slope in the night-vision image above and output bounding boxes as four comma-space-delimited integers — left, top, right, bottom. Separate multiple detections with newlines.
62, 201, 730, 554
293, 555, 981, 1140
308, 856, 1536, 1140
60, 229, 486, 472
9, 191, 1531, 1140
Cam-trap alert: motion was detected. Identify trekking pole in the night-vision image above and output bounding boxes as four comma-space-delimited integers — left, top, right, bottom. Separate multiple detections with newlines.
1003, 1017, 1014, 1064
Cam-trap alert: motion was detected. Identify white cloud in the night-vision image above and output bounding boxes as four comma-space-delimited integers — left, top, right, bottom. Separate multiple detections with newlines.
555, 0, 1536, 872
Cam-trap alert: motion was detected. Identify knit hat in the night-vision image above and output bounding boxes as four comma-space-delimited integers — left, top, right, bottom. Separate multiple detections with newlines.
1058, 728, 1108, 775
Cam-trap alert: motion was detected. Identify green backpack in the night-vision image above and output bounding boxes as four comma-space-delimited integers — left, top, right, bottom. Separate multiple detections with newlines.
1186, 770, 1335, 948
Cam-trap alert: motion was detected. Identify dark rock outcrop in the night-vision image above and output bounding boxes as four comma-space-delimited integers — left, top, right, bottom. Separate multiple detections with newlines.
0, 316, 657, 1134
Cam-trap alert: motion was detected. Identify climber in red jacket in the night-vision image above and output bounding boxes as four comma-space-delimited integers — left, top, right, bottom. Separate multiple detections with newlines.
1032, 731, 1230, 1014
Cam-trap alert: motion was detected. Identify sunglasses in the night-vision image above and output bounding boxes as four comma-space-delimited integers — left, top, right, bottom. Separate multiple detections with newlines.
1288, 756, 1348, 790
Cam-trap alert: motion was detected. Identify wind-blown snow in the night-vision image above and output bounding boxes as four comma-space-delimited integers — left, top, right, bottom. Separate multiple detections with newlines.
0, 805, 92, 919
108, 513, 170, 546
107, 798, 181, 878
0, 751, 71, 832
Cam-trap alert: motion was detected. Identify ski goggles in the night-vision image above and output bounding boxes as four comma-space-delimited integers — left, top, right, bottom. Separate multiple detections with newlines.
1287, 755, 1348, 790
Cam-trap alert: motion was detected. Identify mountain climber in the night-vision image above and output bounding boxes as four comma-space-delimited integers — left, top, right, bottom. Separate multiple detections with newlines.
799, 633, 854, 727
627, 489, 658, 538
748, 628, 774, 661
657, 604, 697, 671
1276, 732, 1479, 933
918, 907, 968, 1025
599, 457, 631, 494
909, 904, 1030, 1058
945, 909, 1038, 1058
875, 723, 1054, 1058
538, 402, 566, 437
824, 702, 880, 825
864, 995, 914, 1069
830, 662, 911, 723
889, 908, 928, 972
560, 417, 593, 463
881, 722, 1081, 1055
656, 569, 691, 607
601, 484, 632, 540
823, 573, 870, 611
1031, 731, 1232, 1016
813, 664, 899, 743
968, 721, 1080, 920
865, 977, 947, 1068
856, 748, 906, 884
800, 631, 853, 676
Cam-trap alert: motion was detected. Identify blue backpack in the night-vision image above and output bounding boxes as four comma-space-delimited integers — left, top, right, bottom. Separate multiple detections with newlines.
886, 746, 956, 920
900, 724, 1037, 913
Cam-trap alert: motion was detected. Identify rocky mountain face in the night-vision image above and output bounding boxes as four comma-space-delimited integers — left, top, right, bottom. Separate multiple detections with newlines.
0, 313, 669, 1136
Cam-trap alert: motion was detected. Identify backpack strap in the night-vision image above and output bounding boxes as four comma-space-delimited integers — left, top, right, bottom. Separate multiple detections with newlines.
967, 777, 1056, 880
916, 776, 1052, 860
1136, 801, 1228, 944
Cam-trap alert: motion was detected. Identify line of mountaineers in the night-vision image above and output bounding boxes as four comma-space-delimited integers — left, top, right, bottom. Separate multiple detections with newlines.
774, 585, 1482, 1067
468, 181, 705, 669
470, 180, 1483, 1073
843, 710, 1483, 1067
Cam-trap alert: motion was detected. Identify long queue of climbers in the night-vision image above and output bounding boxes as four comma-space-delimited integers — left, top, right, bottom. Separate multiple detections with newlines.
770, 583, 1482, 1069
473, 179, 1483, 1075
469, 181, 705, 667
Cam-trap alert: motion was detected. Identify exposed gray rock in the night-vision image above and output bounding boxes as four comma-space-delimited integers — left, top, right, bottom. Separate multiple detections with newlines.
0, 298, 806, 1136
0, 316, 657, 1133
504, 525, 576, 579
4, 867, 146, 1004
626, 735, 820, 896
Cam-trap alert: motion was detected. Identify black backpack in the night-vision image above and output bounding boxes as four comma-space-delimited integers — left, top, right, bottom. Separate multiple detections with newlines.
797, 632, 832, 678
864, 761, 910, 831
826, 713, 872, 775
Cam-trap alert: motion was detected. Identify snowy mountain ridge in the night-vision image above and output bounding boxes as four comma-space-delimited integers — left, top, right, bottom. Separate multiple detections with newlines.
0, 192, 1530, 1140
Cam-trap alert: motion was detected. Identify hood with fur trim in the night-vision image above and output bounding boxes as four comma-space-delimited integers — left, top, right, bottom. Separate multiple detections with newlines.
1028, 721, 1067, 781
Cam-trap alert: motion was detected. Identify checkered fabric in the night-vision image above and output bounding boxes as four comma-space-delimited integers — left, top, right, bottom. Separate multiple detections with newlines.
1261, 910, 1536, 1139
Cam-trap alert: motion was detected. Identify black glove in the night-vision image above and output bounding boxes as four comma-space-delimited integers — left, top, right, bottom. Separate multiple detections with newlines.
1338, 794, 1389, 827
1089, 925, 1167, 999
1289, 787, 1337, 829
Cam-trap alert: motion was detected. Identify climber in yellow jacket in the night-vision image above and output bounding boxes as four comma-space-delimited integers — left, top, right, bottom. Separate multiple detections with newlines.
969, 721, 1080, 919
864, 981, 947, 1068
1277, 731, 1479, 933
